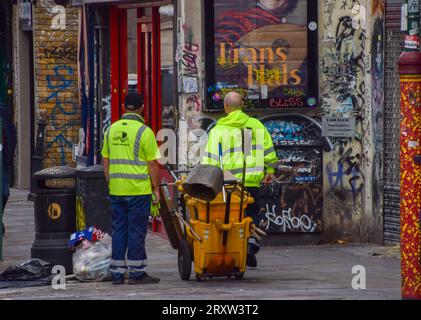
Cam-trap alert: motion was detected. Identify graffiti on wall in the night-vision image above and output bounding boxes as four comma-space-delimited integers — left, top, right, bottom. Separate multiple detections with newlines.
35, 3, 80, 167
46, 65, 78, 165
180, 28, 200, 95
318, 1, 375, 240
260, 156, 323, 233
186, 94, 201, 112
265, 118, 324, 146
178, 23, 203, 167
258, 115, 328, 233
102, 95, 111, 135
43, 47, 77, 60
182, 42, 200, 79
321, 14, 366, 114
371, 12, 384, 217
326, 145, 363, 206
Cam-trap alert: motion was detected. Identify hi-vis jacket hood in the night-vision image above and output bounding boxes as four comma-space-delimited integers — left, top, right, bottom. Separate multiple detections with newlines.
217, 110, 250, 128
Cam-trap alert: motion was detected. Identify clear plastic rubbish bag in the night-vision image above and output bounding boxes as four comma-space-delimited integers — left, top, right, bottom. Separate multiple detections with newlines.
72, 235, 112, 282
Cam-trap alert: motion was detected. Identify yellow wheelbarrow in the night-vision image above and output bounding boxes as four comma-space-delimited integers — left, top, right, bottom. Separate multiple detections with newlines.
160, 166, 266, 281
181, 183, 254, 281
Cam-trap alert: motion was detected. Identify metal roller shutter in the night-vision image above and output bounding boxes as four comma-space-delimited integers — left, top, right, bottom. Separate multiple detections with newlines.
383, 0, 404, 244
383, 0, 421, 244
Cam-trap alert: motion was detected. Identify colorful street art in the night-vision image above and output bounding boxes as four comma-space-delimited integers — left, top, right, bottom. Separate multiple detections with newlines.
260, 115, 328, 233
400, 75, 421, 299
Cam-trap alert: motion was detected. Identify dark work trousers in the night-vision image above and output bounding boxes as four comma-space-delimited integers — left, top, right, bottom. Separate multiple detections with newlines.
245, 187, 261, 254
109, 195, 151, 281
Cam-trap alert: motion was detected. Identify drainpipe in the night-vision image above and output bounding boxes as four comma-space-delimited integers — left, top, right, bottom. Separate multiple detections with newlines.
399, 0, 421, 300
28, 116, 48, 201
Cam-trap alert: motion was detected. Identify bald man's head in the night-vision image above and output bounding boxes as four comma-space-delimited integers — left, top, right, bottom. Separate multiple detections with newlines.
224, 92, 243, 114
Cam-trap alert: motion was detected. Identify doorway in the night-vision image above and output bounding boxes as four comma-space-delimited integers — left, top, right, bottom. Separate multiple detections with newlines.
86, 1, 177, 234
108, 2, 176, 134
84, 1, 176, 165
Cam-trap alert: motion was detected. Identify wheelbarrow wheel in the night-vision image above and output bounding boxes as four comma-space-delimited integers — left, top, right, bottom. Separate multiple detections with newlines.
178, 239, 192, 281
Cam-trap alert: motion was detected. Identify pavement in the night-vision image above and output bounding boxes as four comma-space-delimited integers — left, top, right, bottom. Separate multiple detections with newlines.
0, 189, 401, 300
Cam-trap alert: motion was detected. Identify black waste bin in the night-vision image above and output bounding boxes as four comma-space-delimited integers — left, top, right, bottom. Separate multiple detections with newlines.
31, 166, 76, 274
75, 165, 112, 234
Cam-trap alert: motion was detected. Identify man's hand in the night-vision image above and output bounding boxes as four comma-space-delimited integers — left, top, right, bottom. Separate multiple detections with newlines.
148, 160, 161, 204
103, 157, 110, 185
150, 187, 161, 218
152, 187, 161, 204
263, 173, 275, 185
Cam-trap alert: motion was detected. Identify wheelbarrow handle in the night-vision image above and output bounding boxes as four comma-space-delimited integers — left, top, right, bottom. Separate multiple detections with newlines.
174, 211, 202, 242
215, 219, 233, 232
252, 225, 268, 236
250, 230, 262, 241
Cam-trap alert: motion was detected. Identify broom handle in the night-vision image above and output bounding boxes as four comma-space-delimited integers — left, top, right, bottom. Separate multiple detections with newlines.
219, 143, 226, 203
239, 128, 247, 222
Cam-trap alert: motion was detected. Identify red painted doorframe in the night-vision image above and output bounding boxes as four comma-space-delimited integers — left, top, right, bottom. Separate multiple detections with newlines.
110, 6, 162, 129
151, 7, 162, 134
136, 8, 162, 134
137, 7, 164, 233
110, 6, 128, 123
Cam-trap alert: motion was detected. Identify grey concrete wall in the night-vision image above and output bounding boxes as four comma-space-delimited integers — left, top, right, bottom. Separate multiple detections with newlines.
12, 4, 32, 189
319, 0, 384, 243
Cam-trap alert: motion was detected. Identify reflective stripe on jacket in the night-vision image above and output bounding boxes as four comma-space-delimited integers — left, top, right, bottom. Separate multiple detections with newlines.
101, 113, 160, 196
202, 110, 278, 187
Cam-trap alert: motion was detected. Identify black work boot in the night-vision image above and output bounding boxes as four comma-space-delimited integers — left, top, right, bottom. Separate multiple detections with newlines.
128, 273, 160, 284
112, 278, 125, 285
246, 244, 257, 268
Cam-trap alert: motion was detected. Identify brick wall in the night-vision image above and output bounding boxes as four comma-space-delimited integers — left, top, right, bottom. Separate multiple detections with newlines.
33, 3, 80, 168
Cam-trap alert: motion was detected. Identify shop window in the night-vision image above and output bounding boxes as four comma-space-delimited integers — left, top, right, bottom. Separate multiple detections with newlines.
204, 0, 318, 111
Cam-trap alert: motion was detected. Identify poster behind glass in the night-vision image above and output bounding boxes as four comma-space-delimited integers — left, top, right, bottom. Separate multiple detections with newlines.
207, 0, 314, 110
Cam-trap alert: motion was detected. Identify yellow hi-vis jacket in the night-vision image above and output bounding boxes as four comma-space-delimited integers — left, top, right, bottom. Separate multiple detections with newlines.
101, 113, 160, 196
202, 110, 278, 187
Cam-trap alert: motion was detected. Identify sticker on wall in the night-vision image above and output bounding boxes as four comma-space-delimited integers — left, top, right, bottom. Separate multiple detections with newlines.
408, 140, 419, 148
183, 76, 199, 94
307, 97, 317, 107
48, 203, 62, 220
322, 117, 356, 138
308, 21, 317, 31
404, 35, 420, 50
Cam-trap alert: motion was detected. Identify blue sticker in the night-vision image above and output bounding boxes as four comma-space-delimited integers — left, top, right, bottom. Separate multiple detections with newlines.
307, 97, 317, 107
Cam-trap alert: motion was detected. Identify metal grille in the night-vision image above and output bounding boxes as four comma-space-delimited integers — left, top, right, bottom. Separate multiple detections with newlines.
383, 27, 403, 244
383, 0, 421, 244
